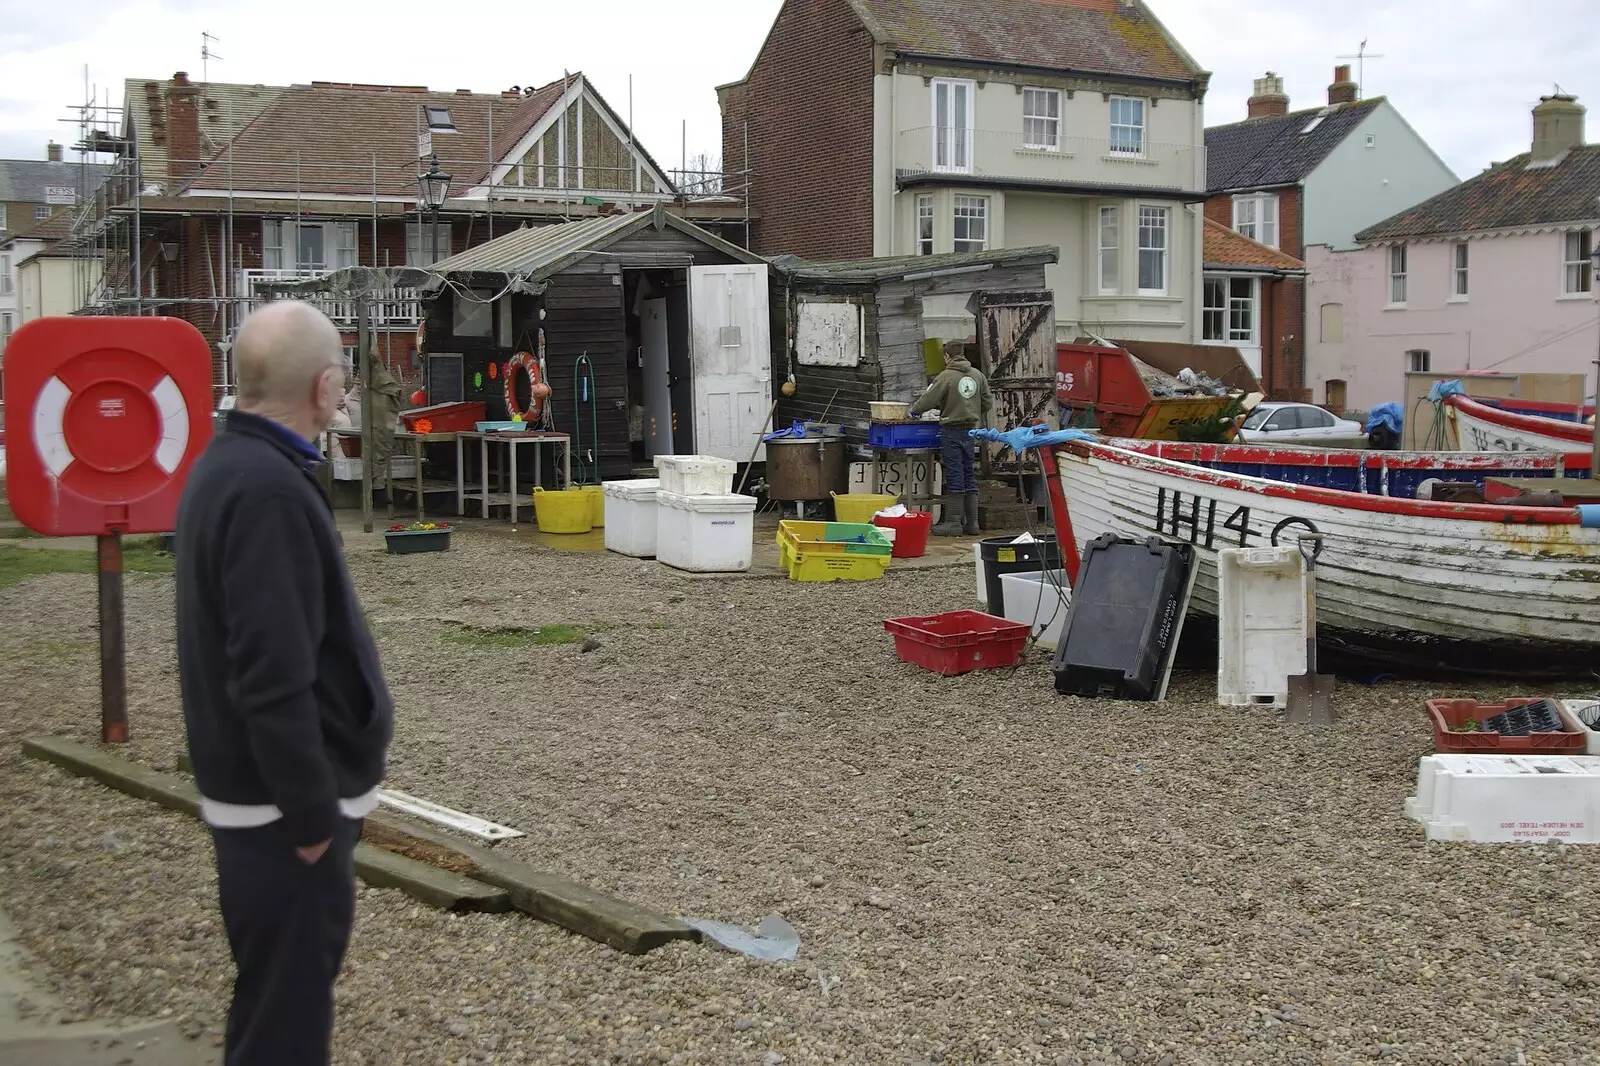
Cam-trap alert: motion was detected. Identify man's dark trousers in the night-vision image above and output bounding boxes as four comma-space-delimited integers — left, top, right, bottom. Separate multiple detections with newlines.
212, 818, 363, 1066
940, 425, 977, 493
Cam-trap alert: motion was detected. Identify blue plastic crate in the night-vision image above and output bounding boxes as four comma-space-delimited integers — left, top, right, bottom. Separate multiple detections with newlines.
868, 420, 941, 450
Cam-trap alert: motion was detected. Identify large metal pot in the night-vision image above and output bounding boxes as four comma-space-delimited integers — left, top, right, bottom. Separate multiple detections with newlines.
765, 436, 848, 501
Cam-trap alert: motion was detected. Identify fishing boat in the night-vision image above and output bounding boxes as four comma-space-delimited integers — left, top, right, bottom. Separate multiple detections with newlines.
1036, 435, 1600, 677
1443, 393, 1594, 455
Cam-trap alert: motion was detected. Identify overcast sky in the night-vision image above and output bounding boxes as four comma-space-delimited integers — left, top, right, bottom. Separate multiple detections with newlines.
0, 0, 1595, 181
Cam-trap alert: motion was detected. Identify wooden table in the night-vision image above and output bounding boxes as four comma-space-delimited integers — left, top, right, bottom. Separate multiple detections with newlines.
455, 430, 572, 522
386, 431, 460, 520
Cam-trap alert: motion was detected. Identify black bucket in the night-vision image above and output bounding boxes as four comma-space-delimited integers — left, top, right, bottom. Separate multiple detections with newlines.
979, 534, 1063, 615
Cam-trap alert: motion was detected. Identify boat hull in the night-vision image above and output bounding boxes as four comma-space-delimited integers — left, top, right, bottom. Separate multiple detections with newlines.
1054, 441, 1600, 678
1448, 395, 1590, 454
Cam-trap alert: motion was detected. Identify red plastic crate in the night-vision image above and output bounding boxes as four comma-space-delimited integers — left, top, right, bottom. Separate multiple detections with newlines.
883, 610, 1032, 676
1426, 697, 1586, 754
401, 401, 486, 433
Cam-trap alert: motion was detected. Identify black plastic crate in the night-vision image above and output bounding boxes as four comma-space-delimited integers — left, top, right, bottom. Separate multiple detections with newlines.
1053, 533, 1193, 701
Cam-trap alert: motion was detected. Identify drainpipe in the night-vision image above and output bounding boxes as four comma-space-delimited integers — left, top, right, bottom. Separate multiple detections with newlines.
886, 52, 896, 257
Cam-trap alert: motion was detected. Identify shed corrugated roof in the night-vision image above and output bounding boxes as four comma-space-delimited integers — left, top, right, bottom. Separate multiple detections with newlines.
1205, 98, 1381, 192
844, 0, 1201, 82
770, 245, 1059, 282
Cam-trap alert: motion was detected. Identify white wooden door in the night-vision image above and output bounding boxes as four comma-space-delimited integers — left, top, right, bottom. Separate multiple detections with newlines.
689, 264, 771, 463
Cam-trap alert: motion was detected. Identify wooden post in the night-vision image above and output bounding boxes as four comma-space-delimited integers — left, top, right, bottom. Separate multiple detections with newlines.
359, 295, 374, 534
96, 533, 127, 744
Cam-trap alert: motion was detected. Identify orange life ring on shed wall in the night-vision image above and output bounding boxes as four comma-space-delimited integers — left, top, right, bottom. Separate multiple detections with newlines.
504, 351, 549, 423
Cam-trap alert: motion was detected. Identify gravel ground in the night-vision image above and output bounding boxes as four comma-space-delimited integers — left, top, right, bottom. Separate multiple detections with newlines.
3, 527, 1600, 1066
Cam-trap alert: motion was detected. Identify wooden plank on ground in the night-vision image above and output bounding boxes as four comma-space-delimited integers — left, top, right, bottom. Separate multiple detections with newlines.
22, 737, 509, 914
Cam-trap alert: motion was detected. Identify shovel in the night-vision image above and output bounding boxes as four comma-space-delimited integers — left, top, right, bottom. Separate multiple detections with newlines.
1285, 532, 1336, 725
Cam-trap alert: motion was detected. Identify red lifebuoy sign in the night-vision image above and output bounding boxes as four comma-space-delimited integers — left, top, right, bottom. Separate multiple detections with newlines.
3, 317, 213, 536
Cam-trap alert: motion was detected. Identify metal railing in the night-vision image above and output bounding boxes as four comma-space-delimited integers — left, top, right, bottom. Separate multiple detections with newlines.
238, 269, 421, 328
897, 126, 1205, 190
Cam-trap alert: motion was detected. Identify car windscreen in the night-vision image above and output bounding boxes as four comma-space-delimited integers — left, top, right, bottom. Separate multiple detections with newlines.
1241, 407, 1274, 430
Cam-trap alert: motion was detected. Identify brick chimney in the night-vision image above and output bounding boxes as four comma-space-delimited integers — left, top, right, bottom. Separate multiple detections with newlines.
46, 142, 61, 162
1328, 65, 1358, 106
167, 71, 202, 183
1247, 73, 1289, 119
1530, 92, 1585, 166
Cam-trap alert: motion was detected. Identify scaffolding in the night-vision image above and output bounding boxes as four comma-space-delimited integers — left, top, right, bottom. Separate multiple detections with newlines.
56, 78, 754, 395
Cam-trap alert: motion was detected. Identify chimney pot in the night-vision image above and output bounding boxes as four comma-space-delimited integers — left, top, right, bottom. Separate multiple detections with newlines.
1248, 72, 1289, 119
1328, 65, 1358, 106
1530, 92, 1585, 166
173, 71, 189, 86
46, 141, 61, 162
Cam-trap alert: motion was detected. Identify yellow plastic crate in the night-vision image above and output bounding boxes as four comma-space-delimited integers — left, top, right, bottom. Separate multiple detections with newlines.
777, 520, 893, 582
785, 550, 891, 582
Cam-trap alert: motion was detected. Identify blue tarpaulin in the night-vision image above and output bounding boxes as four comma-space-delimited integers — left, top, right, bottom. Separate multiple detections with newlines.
970, 425, 1096, 454
1427, 379, 1466, 403
1365, 402, 1403, 435
763, 420, 810, 442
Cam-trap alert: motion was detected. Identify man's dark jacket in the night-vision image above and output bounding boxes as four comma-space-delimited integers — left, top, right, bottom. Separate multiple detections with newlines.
175, 411, 394, 846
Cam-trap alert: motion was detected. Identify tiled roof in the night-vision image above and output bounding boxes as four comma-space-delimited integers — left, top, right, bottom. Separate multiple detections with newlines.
123, 78, 284, 187
2, 207, 77, 245
0, 159, 111, 204
1205, 98, 1382, 192
1202, 218, 1303, 271
1356, 145, 1600, 242
181, 77, 573, 197
844, 0, 1203, 82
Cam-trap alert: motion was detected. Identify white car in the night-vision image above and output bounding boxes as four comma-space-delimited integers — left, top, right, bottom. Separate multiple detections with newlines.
1235, 402, 1363, 443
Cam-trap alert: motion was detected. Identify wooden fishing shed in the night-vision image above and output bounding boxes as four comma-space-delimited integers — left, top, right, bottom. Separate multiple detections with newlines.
765, 246, 1060, 441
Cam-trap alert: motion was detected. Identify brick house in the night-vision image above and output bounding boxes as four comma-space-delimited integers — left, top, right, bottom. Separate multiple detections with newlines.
1204, 67, 1456, 402
1, 152, 111, 355
718, 0, 1214, 345
81, 71, 687, 387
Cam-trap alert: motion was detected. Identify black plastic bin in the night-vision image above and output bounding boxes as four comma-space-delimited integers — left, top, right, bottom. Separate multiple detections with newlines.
1053, 533, 1193, 701
979, 534, 1063, 615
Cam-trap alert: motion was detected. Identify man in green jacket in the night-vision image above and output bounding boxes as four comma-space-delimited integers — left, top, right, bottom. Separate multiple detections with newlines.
911, 341, 992, 536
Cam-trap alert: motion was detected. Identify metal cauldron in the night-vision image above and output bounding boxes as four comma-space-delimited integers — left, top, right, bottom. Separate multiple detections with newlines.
765, 436, 848, 502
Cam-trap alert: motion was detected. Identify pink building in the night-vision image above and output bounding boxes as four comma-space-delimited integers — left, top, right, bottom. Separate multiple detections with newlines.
1306, 93, 1600, 412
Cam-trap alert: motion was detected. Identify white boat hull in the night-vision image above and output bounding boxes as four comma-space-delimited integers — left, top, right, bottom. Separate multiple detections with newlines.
1054, 443, 1600, 674
1450, 403, 1585, 454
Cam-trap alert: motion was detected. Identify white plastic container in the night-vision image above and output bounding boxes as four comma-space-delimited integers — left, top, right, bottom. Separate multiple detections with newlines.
1216, 546, 1307, 709
1404, 753, 1600, 843
655, 490, 757, 572
1562, 700, 1600, 754
602, 478, 660, 558
999, 569, 1072, 651
973, 542, 987, 603
653, 454, 737, 496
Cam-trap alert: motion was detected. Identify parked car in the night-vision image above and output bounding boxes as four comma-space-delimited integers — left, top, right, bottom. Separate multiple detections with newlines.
1236, 402, 1363, 443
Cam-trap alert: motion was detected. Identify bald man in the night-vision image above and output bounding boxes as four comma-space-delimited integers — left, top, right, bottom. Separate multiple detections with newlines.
175, 300, 394, 1066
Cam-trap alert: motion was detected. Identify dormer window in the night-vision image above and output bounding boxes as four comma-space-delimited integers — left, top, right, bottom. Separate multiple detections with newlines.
424, 106, 457, 133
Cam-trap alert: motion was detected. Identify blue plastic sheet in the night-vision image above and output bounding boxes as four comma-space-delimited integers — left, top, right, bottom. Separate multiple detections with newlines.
1365, 401, 1403, 435
763, 420, 810, 442
1427, 379, 1466, 402
682, 914, 800, 962
969, 425, 1096, 454
1578, 505, 1600, 529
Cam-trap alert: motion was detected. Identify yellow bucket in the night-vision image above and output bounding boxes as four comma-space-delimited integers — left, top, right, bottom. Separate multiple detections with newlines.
579, 484, 605, 527
533, 487, 594, 534
831, 492, 899, 524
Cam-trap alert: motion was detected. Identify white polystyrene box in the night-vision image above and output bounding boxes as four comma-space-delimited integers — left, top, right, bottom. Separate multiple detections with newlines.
1216, 546, 1307, 710
655, 490, 757, 573
603, 478, 660, 558
1562, 701, 1600, 755
999, 569, 1072, 651
1404, 754, 1600, 843
653, 454, 737, 497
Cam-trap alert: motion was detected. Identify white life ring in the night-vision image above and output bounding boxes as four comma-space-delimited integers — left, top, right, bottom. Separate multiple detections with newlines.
31, 372, 191, 485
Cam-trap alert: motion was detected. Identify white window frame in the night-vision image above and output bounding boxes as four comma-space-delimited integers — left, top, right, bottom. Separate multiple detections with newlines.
34, 205, 51, 220
0, 311, 13, 351
1563, 228, 1593, 295
0, 254, 11, 297
952, 195, 988, 253
406, 222, 453, 267
1109, 95, 1146, 157
1202, 276, 1256, 343
931, 78, 975, 174
1097, 206, 1119, 295
1022, 87, 1061, 151
1232, 193, 1279, 249
1388, 245, 1408, 306
262, 219, 357, 272
1406, 349, 1431, 374
0, 204, 7, 231
1452, 242, 1469, 300
915, 195, 934, 256
1136, 205, 1169, 295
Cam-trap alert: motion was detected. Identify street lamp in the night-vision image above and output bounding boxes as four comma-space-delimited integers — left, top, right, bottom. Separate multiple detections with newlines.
416, 153, 452, 264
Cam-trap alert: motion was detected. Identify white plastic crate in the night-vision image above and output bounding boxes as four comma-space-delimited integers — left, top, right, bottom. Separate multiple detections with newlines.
653, 454, 736, 496
1404, 753, 1600, 843
332, 456, 417, 482
602, 478, 660, 558
655, 490, 757, 573
999, 569, 1072, 651
1216, 546, 1307, 709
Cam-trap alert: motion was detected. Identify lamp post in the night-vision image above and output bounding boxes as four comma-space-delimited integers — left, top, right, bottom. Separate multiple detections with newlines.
417, 153, 452, 264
